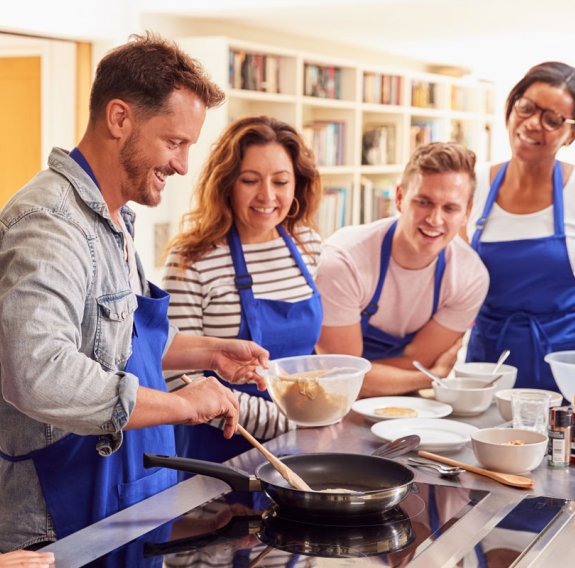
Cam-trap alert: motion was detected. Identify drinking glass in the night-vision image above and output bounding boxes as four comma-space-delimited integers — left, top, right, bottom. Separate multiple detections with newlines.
511, 391, 551, 435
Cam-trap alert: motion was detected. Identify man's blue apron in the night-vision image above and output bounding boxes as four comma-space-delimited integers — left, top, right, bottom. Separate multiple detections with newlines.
467, 161, 575, 392
0, 148, 177, 543
176, 224, 323, 463
361, 219, 446, 360
0, 284, 177, 541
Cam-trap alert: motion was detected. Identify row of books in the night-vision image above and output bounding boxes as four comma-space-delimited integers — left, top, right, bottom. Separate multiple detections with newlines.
451, 85, 495, 114
360, 177, 397, 225
363, 73, 403, 105
450, 85, 474, 112
304, 63, 342, 99
411, 81, 437, 108
302, 121, 346, 166
410, 120, 437, 153
228, 50, 280, 93
361, 123, 397, 165
317, 187, 349, 238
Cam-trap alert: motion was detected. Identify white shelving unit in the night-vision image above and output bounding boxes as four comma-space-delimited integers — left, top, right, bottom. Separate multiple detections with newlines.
172, 36, 495, 238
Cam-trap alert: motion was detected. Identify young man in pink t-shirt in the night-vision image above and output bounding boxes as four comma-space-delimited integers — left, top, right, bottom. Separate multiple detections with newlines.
316, 142, 489, 396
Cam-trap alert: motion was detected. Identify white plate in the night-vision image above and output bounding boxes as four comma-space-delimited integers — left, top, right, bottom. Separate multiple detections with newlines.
352, 396, 452, 421
371, 418, 478, 452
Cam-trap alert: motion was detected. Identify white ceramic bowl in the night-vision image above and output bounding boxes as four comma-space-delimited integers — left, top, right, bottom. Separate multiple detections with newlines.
471, 428, 548, 473
544, 351, 575, 405
433, 378, 495, 417
495, 388, 563, 422
453, 362, 517, 393
263, 354, 371, 427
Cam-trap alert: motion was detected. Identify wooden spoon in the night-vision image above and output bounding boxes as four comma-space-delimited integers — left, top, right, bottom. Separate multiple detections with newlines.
417, 450, 534, 489
179, 374, 312, 491
236, 424, 313, 491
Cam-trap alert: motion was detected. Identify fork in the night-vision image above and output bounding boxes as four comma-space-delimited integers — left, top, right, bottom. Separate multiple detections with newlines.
407, 457, 464, 479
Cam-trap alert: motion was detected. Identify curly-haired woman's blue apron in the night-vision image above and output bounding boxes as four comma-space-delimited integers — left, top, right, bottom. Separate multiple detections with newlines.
361, 219, 446, 360
467, 161, 575, 392
0, 150, 177, 545
176, 224, 323, 464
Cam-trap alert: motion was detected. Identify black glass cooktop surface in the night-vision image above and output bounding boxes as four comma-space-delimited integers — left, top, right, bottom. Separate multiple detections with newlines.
80, 481, 490, 567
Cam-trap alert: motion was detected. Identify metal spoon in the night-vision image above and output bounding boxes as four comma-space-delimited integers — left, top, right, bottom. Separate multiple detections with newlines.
414, 360, 501, 390
407, 457, 464, 479
480, 373, 505, 388
493, 349, 511, 374
371, 435, 420, 459
412, 360, 456, 389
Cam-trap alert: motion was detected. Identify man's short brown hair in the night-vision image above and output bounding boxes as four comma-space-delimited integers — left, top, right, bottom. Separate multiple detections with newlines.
400, 142, 477, 201
89, 31, 225, 119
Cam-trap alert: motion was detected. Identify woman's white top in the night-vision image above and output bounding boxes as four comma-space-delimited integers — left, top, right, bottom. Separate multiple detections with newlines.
468, 164, 575, 276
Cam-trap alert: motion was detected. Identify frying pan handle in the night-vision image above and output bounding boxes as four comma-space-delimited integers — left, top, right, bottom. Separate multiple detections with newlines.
143, 453, 259, 492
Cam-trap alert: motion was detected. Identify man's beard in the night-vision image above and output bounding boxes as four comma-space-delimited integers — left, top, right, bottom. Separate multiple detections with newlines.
120, 129, 171, 207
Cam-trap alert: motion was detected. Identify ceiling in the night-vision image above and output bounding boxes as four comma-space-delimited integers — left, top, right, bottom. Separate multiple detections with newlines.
141, 0, 575, 81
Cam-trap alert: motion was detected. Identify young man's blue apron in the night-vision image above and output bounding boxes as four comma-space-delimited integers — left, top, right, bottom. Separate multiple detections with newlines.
0, 150, 177, 544
176, 224, 323, 464
361, 220, 446, 360
467, 162, 575, 392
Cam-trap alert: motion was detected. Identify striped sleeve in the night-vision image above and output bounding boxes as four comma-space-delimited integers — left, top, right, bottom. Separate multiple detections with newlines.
161, 227, 322, 437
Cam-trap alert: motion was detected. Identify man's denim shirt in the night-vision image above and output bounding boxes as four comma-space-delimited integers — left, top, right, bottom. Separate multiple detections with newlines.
0, 148, 176, 550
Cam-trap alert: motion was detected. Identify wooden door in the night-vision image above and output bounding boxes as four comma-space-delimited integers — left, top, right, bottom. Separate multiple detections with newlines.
0, 57, 41, 208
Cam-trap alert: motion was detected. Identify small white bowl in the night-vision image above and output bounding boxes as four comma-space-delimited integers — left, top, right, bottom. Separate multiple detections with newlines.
433, 378, 495, 417
263, 354, 371, 427
544, 351, 575, 405
453, 362, 517, 393
495, 388, 563, 422
471, 428, 547, 474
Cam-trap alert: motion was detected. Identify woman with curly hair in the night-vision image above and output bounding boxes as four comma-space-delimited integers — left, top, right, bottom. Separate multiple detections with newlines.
162, 116, 323, 462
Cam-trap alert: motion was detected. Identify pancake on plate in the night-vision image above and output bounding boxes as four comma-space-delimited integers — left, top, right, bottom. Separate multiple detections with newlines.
373, 406, 418, 419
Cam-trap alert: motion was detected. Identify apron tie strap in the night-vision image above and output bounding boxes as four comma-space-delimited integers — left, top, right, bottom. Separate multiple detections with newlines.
498, 311, 551, 384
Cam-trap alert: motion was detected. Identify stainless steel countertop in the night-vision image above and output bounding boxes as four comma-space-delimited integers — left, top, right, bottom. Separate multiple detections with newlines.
41, 403, 575, 567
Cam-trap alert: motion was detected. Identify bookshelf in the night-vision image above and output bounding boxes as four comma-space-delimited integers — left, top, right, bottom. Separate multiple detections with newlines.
173, 37, 495, 236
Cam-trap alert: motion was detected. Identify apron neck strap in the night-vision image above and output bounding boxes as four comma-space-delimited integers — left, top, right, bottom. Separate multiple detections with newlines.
69, 147, 100, 190
362, 219, 445, 322
472, 161, 565, 249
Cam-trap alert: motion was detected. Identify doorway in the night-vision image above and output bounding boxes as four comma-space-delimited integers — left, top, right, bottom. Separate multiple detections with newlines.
0, 56, 41, 207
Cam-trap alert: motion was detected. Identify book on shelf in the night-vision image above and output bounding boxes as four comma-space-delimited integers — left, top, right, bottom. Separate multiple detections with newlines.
317, 186, 348, 238
228, 49, 280, 93
450, 85, 470, 112
360, 177, 397, 224
450, 121, 466, 145
410, 120, 436, 154
363, 73, 402, 105
362, 123, 396, 165
302, 120, 346, 166
304, 63, 342, 99
411, 80, 436, 108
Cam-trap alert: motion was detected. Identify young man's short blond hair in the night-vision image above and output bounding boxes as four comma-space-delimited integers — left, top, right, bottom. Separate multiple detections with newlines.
400, 142, 477, 202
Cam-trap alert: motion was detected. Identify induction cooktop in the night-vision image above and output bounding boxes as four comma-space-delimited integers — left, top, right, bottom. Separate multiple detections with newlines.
78, 482, 568, 567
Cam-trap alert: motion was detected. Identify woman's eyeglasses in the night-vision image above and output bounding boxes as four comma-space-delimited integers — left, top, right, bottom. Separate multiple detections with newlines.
514, 96, 575, 131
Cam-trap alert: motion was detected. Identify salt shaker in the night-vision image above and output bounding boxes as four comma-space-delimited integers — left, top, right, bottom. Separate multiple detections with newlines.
548, 406, 573, 468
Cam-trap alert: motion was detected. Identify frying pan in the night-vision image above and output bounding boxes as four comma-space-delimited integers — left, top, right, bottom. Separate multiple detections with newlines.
143, 452, 415, 517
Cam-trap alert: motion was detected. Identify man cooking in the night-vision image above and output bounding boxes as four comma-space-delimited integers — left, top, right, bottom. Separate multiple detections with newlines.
0, 32, 268, 552
315, 142, 489, 396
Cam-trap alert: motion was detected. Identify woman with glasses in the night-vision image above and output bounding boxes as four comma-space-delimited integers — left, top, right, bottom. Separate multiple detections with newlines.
467, 61, 575, 392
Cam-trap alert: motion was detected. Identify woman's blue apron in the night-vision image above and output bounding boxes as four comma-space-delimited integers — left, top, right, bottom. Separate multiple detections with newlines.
361, 219, 446, 360
467, 161, 575, 391
0, 282, 177, 542
176, 225, 323, 464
